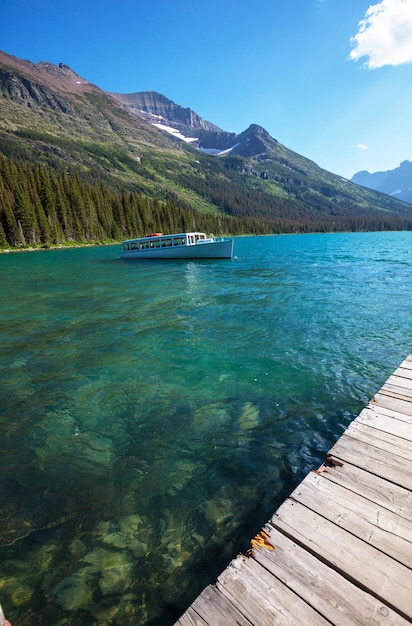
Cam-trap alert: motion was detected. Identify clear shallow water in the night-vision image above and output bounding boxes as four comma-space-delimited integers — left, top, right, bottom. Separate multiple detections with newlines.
0, 231, 411, 625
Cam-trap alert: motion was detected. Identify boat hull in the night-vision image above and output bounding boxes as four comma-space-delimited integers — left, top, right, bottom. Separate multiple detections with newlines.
120, 238, 234, 259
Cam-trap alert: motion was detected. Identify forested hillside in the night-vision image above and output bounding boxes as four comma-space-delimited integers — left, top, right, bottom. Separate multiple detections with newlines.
3, 149, 411, 250
0, 153, 271, 248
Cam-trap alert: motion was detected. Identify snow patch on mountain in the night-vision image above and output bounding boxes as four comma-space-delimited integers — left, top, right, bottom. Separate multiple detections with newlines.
151, 121, 240, 155
152, 123, 198, 143
199, 144, 240, 156
143, 110, 164, 120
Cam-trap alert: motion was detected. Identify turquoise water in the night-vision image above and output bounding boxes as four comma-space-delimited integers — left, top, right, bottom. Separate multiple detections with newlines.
0, 231, 411, 625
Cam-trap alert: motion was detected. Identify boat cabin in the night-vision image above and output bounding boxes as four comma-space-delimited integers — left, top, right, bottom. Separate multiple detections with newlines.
122, 232, 213, 253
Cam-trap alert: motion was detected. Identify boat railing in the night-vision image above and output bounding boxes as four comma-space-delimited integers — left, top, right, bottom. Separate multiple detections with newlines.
196, 234, 217, 245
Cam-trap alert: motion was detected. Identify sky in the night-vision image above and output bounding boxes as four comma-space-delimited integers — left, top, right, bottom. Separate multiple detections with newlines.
1, 0, 412, 179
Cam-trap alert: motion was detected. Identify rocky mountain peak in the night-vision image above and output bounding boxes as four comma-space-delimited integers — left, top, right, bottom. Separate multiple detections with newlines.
110, 90, 282, 160
351, 160, 412, 204
243, 124, 274, 140
111, 90, 222, 137
0, 51, 94, 101
229, 124, 278, 158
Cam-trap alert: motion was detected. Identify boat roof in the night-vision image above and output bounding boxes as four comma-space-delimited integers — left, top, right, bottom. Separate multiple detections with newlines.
123, 232, 207, 243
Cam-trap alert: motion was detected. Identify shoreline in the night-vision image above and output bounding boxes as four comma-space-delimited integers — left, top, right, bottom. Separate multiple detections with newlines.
0, 242, 119, 254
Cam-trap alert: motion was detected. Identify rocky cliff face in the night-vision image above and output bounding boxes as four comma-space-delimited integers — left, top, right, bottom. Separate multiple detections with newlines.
0, 51, 94, 94
0, 66, 75, 113
111, 90, 222, 136
0, 51, 177, 148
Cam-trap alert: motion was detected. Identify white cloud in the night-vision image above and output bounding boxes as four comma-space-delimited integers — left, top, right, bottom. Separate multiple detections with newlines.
357, 144, 369, 150
350, 0, 412, 68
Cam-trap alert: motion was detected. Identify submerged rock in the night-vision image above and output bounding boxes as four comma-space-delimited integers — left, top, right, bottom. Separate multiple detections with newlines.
193, 403, 230, 432
68, 538, 87, 558
52, 575, 90, 611
34, 543, 59, 570
11, 584, 33, 606
94, 515, 148, 556
99, 562, 134, 595
73, 434, 114, 469
82, 546, 134, 574
238, 401, 260, 430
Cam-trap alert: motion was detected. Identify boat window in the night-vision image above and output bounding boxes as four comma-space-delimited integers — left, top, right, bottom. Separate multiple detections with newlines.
131, 242, 138, 250
123, 243, 130, 251
140, 241, 149, 249
173, 237, 185, 246
161, 238, 172, 247
150, 239, 161, 248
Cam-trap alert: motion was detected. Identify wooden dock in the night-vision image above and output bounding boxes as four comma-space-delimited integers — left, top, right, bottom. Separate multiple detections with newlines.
175, 353, 412, 625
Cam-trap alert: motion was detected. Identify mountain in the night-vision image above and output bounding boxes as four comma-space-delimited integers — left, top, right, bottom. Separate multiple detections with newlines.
0, 50, 411, 248
111, 91, 272, 157
114, 90, 284, 159
351, 161, 412, 204
111, 92, 294, 160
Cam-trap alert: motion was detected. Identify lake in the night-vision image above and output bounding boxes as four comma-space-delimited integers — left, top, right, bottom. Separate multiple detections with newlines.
0, 231, 411, 625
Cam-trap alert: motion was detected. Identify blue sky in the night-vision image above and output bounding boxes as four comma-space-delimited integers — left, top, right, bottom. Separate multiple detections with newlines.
1, 0, 412, 178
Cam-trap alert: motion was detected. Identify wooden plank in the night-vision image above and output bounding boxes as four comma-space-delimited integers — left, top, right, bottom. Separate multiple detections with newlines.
357, 406, 412, 434
330, 434, 412, 489
178, 584, 252, 626
175, 607, 208, 626
217, 553, 330, 626
335, 428, 412, 467
372, 392, 412, 416
387, 372, 412, 386
382, 381, 412, 400
251, 524, 410, 626
271, 499, 412, 619
393, 366, 412, 380
346, 422, 412, 460
290, 472, 412, 566
318, 461, 412, 522
366, 403, 412, 426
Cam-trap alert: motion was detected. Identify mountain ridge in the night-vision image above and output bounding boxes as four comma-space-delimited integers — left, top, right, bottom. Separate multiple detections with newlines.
112, 91, 287, 159
351, 160, 412, 204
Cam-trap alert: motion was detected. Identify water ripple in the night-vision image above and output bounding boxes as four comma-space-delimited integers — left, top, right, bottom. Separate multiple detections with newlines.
0, 231, 411, 625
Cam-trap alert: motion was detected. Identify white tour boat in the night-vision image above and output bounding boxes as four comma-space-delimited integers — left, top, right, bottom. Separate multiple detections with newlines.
121, 232, 234, 259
